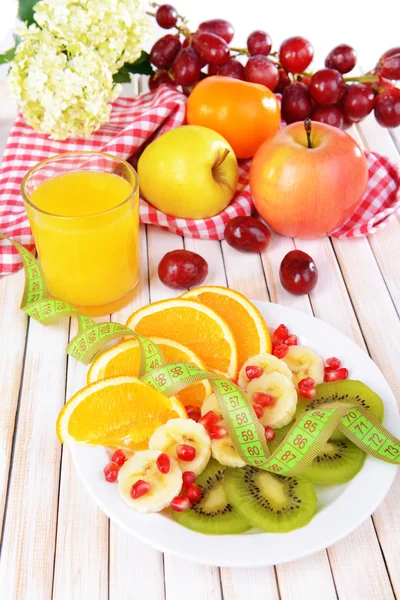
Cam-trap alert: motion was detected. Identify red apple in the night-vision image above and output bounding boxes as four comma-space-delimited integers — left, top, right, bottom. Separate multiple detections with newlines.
249, 120, 368, 238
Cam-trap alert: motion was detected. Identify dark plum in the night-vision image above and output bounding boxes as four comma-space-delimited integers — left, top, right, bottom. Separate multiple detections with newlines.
158, 250, 208, 289
224, 216, 271, 253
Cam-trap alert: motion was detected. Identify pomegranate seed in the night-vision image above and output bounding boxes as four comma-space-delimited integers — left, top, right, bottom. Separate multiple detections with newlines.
111, 449, 127, 468
185, 483, 202, 504
284, 335, 298, 346
298, 377, 315, 389
182, 471, 196, 490
208, 424, 228, 439
324, 367, 349, 383
273, 324, 289, 343
252, 392, 275, 407
253, 404, 264, 418
103, 461, 119, 483
176, 444, 197, 461
199, 410, 219, 429
245, 365, 263, 380
264, 426, 275, 441
130, 479, 151, 499
326, 357, 341, 370
273, 344, 289, 359
185, 405, 201, 422
298, 386, 316, 399
171, 495, 191, 512
156, 452, 171, 474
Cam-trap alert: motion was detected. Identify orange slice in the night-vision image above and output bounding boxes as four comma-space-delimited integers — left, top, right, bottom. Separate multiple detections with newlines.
126, 299, 238, 378
56, 376, 187, 450
182, 286, 271, 370
87, 337, 212, 408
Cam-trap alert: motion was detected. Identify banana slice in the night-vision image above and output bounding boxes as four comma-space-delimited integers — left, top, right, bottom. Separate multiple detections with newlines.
200, 393, 222, 419
247, 372, 297, 429
281, 345, 324, 388
238, 353, 293, 391
211, 435, 247, 468
149, 418, 211, 476
118, 449, 182, 513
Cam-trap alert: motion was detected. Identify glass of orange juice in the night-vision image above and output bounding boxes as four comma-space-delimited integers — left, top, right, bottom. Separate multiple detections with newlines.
21, 152, 139, 317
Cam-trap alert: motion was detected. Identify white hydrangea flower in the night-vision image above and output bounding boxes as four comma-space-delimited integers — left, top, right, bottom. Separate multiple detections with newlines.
8, 25, 121, 140
33, 0, 151, 71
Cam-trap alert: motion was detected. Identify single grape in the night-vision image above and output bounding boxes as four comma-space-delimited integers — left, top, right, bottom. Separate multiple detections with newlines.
281, 82, 312, 123
247, 30, 272, 56
275, 68, 291, 93
374, 89, 400, 128
158, 250, 208, 289
194, 32, 230, 65
279, 250, 318, 295
156, 4, 178, 29
197, 19, 234, 44
149, 70, 176, 90
150, 34, 181, 69
182, 35, 207, 67
219, 58, 245, 80
309, 68, 346, 105
279, 36, 313, 74
244, 55, 279, 90
311, 105, 344, 128
171, 47, 202, 86
325, 44, 356, 74
378, 47, 400, 80
342, 83, 375, 122
207, 62, 220, 76
224, 216, 271, 253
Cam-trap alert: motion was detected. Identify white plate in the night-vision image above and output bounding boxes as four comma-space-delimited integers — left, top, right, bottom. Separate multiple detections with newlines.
70, 300, 400, 567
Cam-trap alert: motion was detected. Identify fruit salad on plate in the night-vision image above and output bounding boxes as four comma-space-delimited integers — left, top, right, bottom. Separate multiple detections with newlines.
56, 286, 385, 536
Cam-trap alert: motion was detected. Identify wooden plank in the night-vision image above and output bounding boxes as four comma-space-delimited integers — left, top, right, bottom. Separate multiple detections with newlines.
108, 225, 166, 600
223, 232, 336, 597
0, 270, 28, 534
164, 555, 222, 600
0, 316, 69, 599
220, 567, 280, 600
52, 318, 109, 600
354, 114, 400, 314
277, 552, 337, 600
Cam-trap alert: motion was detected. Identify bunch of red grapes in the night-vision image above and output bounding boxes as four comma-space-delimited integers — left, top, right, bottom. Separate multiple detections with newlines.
148, 3, 400, 129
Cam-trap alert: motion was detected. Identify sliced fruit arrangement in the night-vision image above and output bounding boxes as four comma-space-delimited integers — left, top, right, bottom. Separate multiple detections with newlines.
87, 336, 212, 408
56, 376, 187, 450
182, 286, 272, 370
125, 298, 238, 379
55, 288, 387, 536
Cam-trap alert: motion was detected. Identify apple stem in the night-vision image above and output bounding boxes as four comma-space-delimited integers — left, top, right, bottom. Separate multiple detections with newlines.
304, 119, 312, 149
213, 148, 230, 170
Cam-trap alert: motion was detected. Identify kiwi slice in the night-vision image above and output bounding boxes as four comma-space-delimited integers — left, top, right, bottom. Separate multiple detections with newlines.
172, 459, 250, 535
224, 466, 317, 533
302, 438, 366, 484
295, 380, 384, 441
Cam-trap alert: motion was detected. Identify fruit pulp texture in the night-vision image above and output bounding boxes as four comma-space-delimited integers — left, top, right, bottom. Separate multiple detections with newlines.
28, 171, 139, 316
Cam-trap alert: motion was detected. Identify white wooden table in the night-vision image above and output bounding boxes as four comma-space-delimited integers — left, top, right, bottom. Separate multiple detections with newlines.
0, 75, 399, 600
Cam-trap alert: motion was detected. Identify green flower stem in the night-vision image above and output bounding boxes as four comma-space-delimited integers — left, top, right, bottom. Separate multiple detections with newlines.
344, 75, 378, 83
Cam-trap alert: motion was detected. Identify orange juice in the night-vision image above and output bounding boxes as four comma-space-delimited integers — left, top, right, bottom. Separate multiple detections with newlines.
24, 160, 139, 316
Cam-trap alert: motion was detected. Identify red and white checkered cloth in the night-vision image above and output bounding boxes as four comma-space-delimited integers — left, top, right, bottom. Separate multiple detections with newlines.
1, 84, 399, 275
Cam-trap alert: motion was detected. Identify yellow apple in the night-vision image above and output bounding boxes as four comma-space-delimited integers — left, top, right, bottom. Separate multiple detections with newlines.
138, 125, 239, 219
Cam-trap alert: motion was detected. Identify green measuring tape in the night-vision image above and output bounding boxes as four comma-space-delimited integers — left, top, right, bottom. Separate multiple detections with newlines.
2, 233, 400, 475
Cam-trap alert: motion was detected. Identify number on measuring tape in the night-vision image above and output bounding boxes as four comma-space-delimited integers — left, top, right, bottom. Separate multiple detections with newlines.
293, 434, 307, 449
229, 395, 240, 409
280, 450, 297, 463
241, 429, 254, 442
220, 381, 234, 393
170, 365, 183, 377
235, 412, 249, 426
269, 464, 283, 472
303, 419, 317, 432
247, 446, 261, 456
